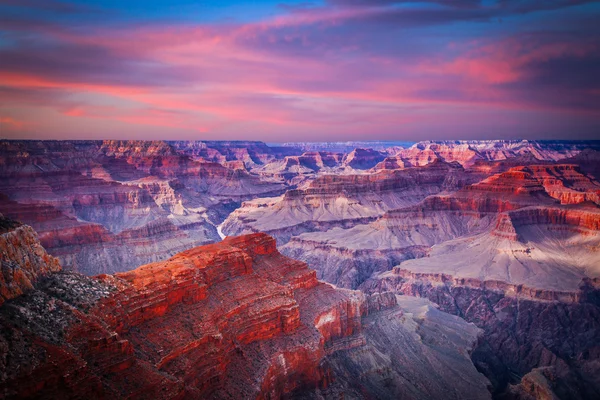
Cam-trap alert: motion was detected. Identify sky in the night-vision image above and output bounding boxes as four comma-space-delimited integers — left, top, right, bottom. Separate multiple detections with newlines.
0, 0, 599, 141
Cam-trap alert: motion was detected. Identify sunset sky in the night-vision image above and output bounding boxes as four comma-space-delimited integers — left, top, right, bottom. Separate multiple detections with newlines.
1, 0, 599, 141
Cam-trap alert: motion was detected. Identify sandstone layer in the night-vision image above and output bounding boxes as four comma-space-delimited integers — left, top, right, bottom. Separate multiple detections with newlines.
0, 224, 491, 399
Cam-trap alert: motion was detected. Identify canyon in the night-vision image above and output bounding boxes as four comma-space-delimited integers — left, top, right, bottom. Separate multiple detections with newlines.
0, 216, 490, 399
2, 139, 600, 399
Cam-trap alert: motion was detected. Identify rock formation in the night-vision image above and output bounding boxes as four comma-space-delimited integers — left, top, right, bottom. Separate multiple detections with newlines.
396, 140, 599, 168
0, 220, 491, 399
342, 148, 386, 170
0, 140, 286, 274
371, 155, 406, 171
281, 163, 600, 289
364, 269, 600, 399
2, 139, 600, 399
0, 214, 61, 305
255, 151, 344, 186
222, 160, 476, 245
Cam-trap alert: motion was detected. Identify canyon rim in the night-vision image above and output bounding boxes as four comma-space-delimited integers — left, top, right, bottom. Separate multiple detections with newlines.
2, 0, 600, 398
1, 139, 600, 399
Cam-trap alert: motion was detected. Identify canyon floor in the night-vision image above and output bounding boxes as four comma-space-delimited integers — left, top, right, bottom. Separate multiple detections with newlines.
1, 139, 600, 399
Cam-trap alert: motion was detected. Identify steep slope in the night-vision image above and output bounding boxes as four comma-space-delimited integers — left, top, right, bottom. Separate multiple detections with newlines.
299, 296, 490, 399
0, 225, 491, 399
371, 155, 406, 171
342, 148, 386, 170
365, 268, 600, 399
0, 215, 61, 305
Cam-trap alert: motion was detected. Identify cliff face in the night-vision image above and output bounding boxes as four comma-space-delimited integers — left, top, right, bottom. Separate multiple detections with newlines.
342, 148, 386, 169
0, 229, 492, 399
559, 149, 600, 180
0, 232, 362, 398
0, 216, 61, 306
523, 164, 600, 205
365, 270, 600, 399
372, 155, 406, 171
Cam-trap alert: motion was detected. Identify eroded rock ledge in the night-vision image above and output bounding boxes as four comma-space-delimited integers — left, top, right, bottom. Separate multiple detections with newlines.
0, 215, 61, 306
0, 232, 366, 398
1, 223, 492, 399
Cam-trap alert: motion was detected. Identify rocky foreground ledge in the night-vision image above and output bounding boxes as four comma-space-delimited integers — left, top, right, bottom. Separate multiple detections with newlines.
0, 217, 490, 399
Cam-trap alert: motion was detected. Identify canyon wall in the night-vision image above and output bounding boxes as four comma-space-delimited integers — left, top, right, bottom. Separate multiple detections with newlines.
364, 269, 600, 399
0, 221, 491, 399
0, 140, 286, 275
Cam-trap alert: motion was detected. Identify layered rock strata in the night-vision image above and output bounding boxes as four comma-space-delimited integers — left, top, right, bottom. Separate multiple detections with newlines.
0, 140, 286, 274
281, 165, 600, 289
0, 215, 60, 305
0, 224, 491, 399
222, 160, 476, 245
364, 270, 600, 399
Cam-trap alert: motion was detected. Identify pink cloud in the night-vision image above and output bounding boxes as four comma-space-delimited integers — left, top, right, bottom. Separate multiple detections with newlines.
423, 35, 599, 85
1, 4, 599, 140
0, 116, 26, 130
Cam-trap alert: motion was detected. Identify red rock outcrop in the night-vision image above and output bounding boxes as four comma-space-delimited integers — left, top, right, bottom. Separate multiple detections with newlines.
523, 164, 600, 204
0, 216, 61, 305
1, 227, 497, 399
0, 232, 381, 399
371, 155, 406, 171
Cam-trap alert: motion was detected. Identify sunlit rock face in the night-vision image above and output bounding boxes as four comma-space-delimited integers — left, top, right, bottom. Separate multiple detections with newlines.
0, 228, 490, 399
0, 214, 61, 306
